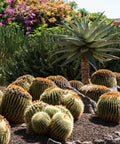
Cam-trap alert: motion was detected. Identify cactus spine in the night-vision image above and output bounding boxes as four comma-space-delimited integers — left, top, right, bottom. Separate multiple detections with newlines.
31, 112, 51, 135
0, 115, 10, 144
97, 92, 120, 123
114, 72, 120, 86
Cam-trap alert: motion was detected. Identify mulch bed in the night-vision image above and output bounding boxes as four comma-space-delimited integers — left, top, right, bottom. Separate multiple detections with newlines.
9, 113, 120, 144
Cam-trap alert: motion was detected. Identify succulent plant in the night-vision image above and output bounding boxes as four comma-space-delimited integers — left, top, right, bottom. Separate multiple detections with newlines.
1, 85, 32, 123
26, 122, 35, 135
40, 86, 64, 105
29, 77, 56, 100
86, 85, 110, 102
11, 79, 30, 91
31, 112, 51, 135
24, 100, 47, 124
91, 69, 117, 87
69, 80, 83, 91
62, 90, 84, 119
44, 105, 60, 118
0, 115, 10, 144
97, 91, 120, 123
56, 105, 74, 122
79, 84, 94, 95
49, 112, 73, 141
113, 72, 120, 86
46, 75, 71, 89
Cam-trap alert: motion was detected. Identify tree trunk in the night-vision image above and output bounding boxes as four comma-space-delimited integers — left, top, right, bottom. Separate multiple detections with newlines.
81, 54, 90, 84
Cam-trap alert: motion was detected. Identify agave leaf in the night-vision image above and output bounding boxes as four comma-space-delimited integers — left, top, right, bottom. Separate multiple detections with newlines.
48, 41, 75, 46
80, 47, 89, 53
103, 33, 120, 40
98, 53, 120, 59
93, 52, 106, 64
83, 20, 91, 39
96, 48, 120, 52
86, 55, 97, 70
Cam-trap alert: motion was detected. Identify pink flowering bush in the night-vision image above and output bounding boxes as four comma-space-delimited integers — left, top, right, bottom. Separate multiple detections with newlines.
0, 0, 81, 34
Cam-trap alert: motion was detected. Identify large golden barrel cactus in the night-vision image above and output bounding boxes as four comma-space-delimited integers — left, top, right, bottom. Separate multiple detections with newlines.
29, 77, 56, 100
97, 91, 120, 123
0, 115, 10, 144
31, 112, 51, 135
91, 69, 117, 87
86, 85, 110, 102
46, 75, 71, 89
49, 112, 73, 141
40, 86, 64, 105
69, 80, 83, 91
24, 100, 47, 124
62, 90, 84, 119
114, 72, 120, 86
1, 85, 32, 123
79, 84, 95, 95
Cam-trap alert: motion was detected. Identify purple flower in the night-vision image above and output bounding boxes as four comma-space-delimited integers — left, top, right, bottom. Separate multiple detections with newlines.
40, 0, 46, 2
0, 22, 3, 26
4, 8, 15, 14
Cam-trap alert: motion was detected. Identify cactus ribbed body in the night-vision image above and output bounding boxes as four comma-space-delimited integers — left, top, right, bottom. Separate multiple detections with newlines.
44, 105, 60, 118
97, 92, 120, 123
1, 85, 32, 123
86, 85, 110, 102
26, 122, 34, 135
91, 69, 117, 87
114, 72, 120, 86
49, 112, 73, 141
31, 112, 51, 135
79, 84, 94, 95
46, 75, 71, 89
29, 77, 56, 100
24, 100, 47, 124
0, 115, 10, 144
69, 80, 83, 91
62, 90, 84, 119
40, 86, 64, 105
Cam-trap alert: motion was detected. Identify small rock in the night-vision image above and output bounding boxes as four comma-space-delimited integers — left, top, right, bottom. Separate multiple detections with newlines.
82, 141, 93, 144
114, 131, 120, 136
102, 134, 113, 141
65, 141, 75, 144
47, 138, 61, 144
75, 140, 82, 144
94, 139, 105, 144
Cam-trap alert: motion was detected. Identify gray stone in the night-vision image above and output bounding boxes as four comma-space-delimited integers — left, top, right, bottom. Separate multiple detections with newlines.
75, 140, 82, 144
102, 134, 113, 141
82, 141, 93, 144
47, 138, 61, 144
94, 139, 105, 144
114, 131, 120, 136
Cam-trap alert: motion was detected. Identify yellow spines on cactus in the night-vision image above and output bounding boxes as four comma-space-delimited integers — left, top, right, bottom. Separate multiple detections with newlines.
24, 100, 47, 124
79, 84, 95, 95
40, 86, 64, 105
69, 80, 83, 91
113, 72, 120, 86
0, 90, 3, 114
31, 112, 51, 135
0, 115, 10, 144
91, 69, 117, 87
86, 85, 110, 102
29, 77, 56, 100
1, 85, 32, 124
62, 90, 84, 119
46, 75, 71, 89
49, 112, 73, 141
97, 91, 120, 123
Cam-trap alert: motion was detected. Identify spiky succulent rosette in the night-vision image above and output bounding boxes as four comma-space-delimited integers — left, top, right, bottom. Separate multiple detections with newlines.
31, 112, 51, 135
46, 75, 71, 89
49, 112, 73, 141
97, 91, 120, 123
79, 84, 94, 95
44, 105, 60, 118
69, 80, 83, 91
24, 100, 47, 124
62, 90, 84, 119
91, 69, 117, 87
29, 77, 56, 100
0, 115, 10, 144
86, 85, 110, 102
16, 74, 35, 85
11, 79, 30, 91
114, 72, 120, 86
1, 85, 32, 123
56, 105, 74, 122
40, 86, 64, 105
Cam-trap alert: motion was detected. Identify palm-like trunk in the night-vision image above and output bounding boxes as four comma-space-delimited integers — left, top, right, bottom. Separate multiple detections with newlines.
81, 54, 90, 84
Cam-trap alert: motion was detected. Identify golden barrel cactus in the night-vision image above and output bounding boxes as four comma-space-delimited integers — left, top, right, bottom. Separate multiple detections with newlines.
114, 72, 120, 86
69, 80, 83, 91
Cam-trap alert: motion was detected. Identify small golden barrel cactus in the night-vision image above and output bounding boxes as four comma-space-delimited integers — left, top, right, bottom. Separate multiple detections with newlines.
0, 115, 10, 144
91, 69, 117, 87
29, 77, 56, 100
113, 72, 120, 86
26, 122, 34, 135
1, 85, 32, 123
40, 86, 64, 105
79, 84, 95, 95
31, 112, 51, 135
69, 80, 83, 91
56, 105, 74, 122
46, 75, 71, 89
86, 85, 110, 102
44, 105, 60, 118
62, 90, 84, 119
97, 91, 120, 123
24, 100, 47, 124
49, 112, 73, 141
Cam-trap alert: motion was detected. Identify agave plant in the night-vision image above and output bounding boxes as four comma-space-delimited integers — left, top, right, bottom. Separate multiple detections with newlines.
50, 13, 120, 84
